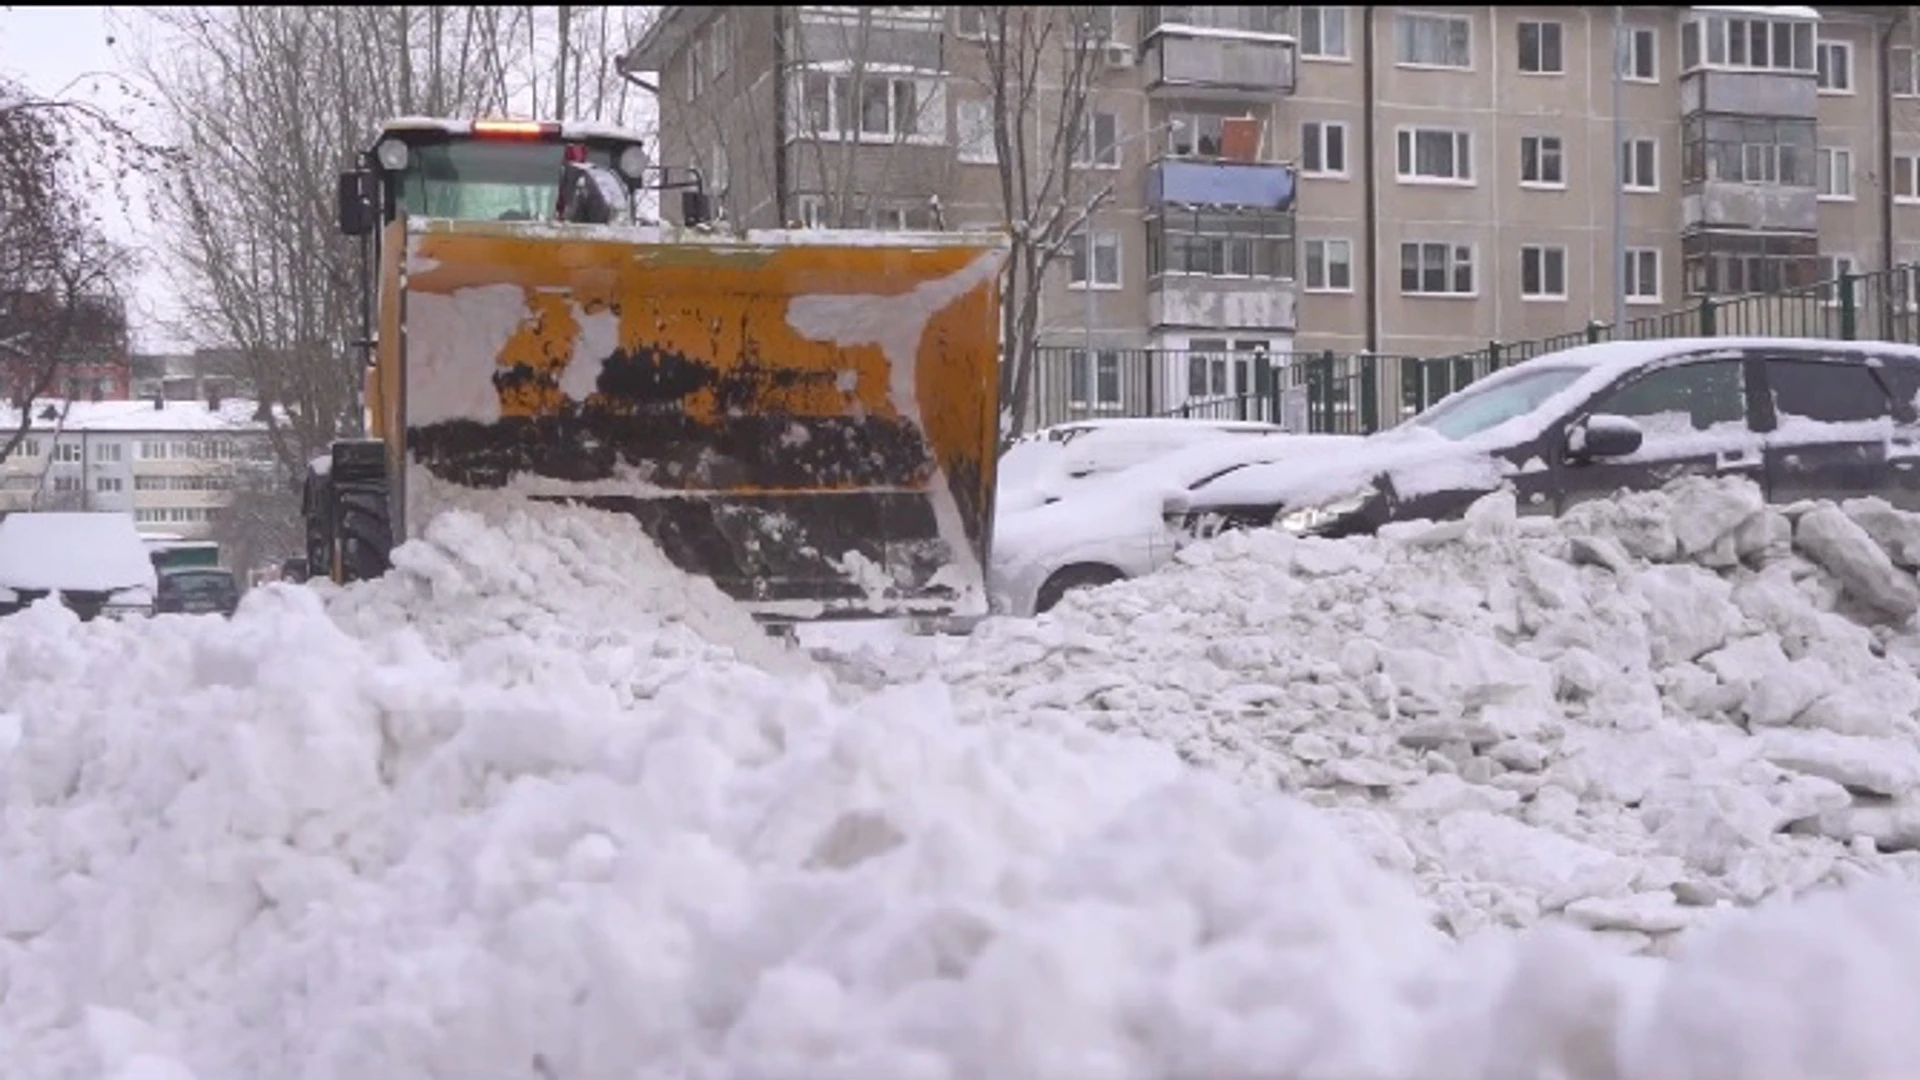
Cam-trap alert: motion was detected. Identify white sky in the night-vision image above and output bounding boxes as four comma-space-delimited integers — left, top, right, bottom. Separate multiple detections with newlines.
0, 5, 182, 352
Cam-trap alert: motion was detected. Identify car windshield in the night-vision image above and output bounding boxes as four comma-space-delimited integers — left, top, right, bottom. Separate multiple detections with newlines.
1406, 365, 1589, 441
162, 571, 235, 597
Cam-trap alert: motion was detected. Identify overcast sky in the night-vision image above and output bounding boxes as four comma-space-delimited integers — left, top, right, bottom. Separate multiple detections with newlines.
2, 5, 183, 352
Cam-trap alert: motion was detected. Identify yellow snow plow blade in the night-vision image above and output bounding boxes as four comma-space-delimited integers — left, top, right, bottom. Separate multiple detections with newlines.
376, 218, 1009, 621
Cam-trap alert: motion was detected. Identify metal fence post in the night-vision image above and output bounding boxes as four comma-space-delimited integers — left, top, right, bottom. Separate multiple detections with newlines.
1316, 349, 1336, 434
1359, 353, 1379, 434
1699, 295, 1718, 336
1840, 272, 1858, 341
1487, 340, 1503, 377
1585, 319, 1607, 344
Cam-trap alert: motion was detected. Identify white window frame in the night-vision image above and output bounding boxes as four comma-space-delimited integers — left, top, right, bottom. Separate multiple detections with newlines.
1520, 245, 1568, 301
1617, 24, 1657, 82
956, 98, 996, 164
1622, 137, 1658, 193
1624, 247, 1661, 305
1896, 47, 1920, 97
52, 441, 81, 463
94, 475, 122, 493
1068, 228, 1123, 290
1818, 146, 1855, 202
1069, 348, 1124, 410
1074, 109, 1120, 169
1301, 120, 1349, 178
1395, 126, 1473, 184
1394, 10, 1473, 71
1399, 241, 1476, 297
1819, 254, 1858, 307
1303, 238, 1354, 293
1896, 154, 1920, 204
1684, 12, 1816, 74
94, 442, 123, 463
1520, 134, 1565, 189
1816, 39, 1854, 94
1516, 20, 1564, 76
794, 67, 944, 144
1300, 6, 1351, 61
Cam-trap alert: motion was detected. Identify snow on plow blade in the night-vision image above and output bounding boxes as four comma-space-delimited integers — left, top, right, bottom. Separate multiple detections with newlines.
385, 219, 1009, 621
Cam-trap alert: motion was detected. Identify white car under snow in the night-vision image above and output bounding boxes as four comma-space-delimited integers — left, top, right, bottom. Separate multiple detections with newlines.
990, 431, 1362, 616
996, 417, 1286, 516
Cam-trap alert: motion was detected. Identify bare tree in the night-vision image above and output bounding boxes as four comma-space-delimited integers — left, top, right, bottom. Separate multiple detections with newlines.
0, 74, 139, 464
973, 6, 1110, 438
126, 5, 653, 495
209, 452, 302, 578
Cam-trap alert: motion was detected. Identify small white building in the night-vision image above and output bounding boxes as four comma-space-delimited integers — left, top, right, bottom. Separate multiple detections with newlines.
0, 397, 288, 540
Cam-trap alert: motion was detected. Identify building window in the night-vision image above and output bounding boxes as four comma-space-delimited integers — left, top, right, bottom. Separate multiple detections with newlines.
1681, 115, 1815, 187
1520, 245, 1568, 300
1395, 127, 1472, 183
1520, 135, 1564, 187
1617, 25, 1656, 81
955, 6, 995, 38
1682, 12, 1815, 74
1896, 155, 1920, 203
94, 442, 123, 463
1897, 47, 1919, 97
1147, 209, 1295, 280
800, 71, 931, 140
95, 476, 122, 493
1300, 6, 1350, 60
1622, 137, 1658, 192
1395, 11, 1472, 69
1187, 339, 1231, 399
1818, 147, 1854, 201
1068, 229, 1122, 288
1074, 110, 1119, 167
1819, 255, 1858, 306
53, 441, 81, 463
1625, 248, 1661, 304
1681, 231, 1820, 296
1816, 40, 1853, 93
53, 475, 81, 493
139, 440, 168, 460
956, 98, 996, 163
1517, 20, 1563, 75
18, 438, 40, 458
1400, 241, 1475, 296
1301, 120, 1348, 177
1070, 349, 1122, 409
1168, 112, 1226, 158
1303, 238, 1353, 293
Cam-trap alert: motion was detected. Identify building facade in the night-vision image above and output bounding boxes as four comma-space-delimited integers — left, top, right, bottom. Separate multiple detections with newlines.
0, 397, 278, 539
629, 5, 1911, 421
1, 290, 134, 403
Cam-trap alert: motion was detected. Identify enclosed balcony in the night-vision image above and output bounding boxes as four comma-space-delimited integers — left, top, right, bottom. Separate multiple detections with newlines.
1148, 158, 1296, 212
1140, 5, 1296, 96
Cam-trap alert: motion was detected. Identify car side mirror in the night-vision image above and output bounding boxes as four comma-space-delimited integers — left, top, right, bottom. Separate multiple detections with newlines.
681, 191, 713, 227
1568, 413, 1644, 460
337, 170, 377, 236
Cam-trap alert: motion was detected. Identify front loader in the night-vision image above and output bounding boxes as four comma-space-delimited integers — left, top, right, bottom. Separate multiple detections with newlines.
307, 116, 1008, 627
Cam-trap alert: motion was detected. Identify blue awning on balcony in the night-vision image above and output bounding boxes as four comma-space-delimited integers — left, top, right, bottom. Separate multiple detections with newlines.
1149, 160, 1296, 210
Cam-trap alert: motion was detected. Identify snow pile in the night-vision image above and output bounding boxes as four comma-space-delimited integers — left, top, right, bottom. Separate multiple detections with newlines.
15, 489, 1920, 1077
941, 477, 1920, 949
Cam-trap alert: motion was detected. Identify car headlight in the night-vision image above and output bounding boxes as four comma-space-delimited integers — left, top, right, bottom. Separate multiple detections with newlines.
1276, 490, 1371, 535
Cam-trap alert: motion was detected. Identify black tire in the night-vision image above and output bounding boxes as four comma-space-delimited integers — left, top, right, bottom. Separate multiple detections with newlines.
332, 480, 393, 583
1034, 564, 1127, 615
302, 471, 334, 583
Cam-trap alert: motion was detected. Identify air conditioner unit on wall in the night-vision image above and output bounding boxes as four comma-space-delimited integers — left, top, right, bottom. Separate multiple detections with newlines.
1104, 43, 1134, 68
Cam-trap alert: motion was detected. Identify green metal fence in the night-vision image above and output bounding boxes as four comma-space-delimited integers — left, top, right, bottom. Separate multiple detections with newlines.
1027, 263, 1920, 436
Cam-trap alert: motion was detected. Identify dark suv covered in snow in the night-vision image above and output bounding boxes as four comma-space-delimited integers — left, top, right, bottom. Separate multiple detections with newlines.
1167, 336, 1920, 541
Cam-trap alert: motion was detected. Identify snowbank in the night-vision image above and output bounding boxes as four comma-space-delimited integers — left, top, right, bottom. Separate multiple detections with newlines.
12, 485, 1920, 1077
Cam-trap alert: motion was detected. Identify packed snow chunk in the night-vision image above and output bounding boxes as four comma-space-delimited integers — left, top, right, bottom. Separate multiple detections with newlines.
1841, 495, 1920, 569
1795, 503, 1920, 621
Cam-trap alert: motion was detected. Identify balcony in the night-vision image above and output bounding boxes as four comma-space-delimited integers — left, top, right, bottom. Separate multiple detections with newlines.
1148, 159, 1296, 211
1140, 6, 1296, 96
1149, 278, 1297, 333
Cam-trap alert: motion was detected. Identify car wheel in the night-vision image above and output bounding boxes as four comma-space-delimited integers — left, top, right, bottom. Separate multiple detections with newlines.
1035, 564, 1127, 615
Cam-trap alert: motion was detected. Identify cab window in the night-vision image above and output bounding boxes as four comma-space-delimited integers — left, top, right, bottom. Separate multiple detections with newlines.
1586, 359, 1748, 435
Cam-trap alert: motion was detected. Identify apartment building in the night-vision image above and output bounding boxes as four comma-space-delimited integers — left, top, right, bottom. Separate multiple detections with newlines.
628, 5, 1914, 417
0, 397, 279, 539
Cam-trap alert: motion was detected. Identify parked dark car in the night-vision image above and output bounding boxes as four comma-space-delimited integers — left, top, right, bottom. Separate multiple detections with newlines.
1168, 337, 1920, 541
155, 568, 241, 617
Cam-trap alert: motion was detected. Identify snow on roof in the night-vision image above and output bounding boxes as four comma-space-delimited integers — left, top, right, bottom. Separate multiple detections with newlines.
0, 511, 158, 593
0, 397, 281, 435
1691, 5, 1821, 20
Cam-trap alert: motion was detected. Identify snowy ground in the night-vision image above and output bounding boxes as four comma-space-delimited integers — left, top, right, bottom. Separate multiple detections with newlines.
10, 477, 1920, 1078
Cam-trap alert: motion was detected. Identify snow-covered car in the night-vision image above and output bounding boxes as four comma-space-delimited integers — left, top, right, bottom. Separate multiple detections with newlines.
1167, 336, 1920, 542
998, 417, 1286, 515
991, 432, 1362, 616
0, 511, 159, 620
